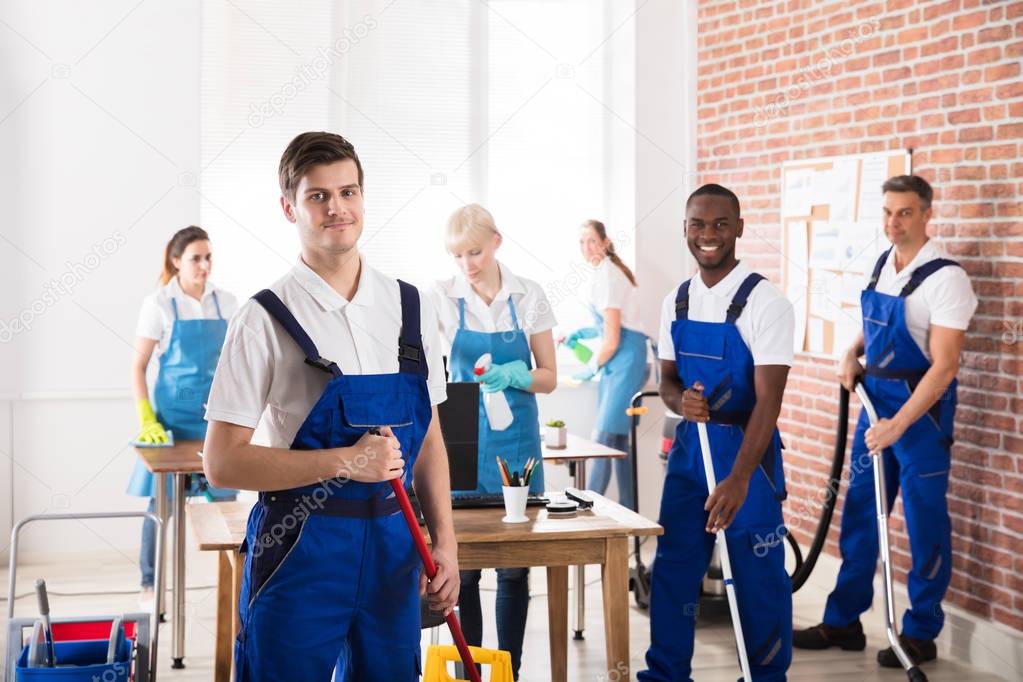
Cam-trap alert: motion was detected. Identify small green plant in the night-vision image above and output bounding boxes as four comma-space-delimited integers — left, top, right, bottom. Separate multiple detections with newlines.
545, 419, 565, 428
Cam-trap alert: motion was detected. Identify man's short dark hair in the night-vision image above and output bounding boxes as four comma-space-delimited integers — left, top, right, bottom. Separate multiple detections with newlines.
686, 183, 741, 217
279, 131, 364, 203
881, 174, 932, 210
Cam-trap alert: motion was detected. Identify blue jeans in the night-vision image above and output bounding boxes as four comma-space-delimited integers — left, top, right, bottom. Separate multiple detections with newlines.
588, 431, 635, 511
458, 567, 529, 680
140, 497, 156, 588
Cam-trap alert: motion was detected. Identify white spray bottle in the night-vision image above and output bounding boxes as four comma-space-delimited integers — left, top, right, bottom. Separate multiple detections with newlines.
474, 353, 514, 431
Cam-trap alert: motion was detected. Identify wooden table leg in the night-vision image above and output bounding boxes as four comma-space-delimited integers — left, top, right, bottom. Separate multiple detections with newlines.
602, 537, 631, 681
214, 551, 232, 682
546, 565, 569, 682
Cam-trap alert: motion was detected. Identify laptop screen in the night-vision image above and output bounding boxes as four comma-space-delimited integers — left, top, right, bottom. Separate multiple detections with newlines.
437, 382, 479, 491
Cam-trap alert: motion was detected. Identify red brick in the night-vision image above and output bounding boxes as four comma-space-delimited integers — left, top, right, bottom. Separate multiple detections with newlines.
959, 126, 994, 142
968, 46, 1004, 65
980, 25, 1013, 43
986, 62, 1023, 82
953, 9, 987, 30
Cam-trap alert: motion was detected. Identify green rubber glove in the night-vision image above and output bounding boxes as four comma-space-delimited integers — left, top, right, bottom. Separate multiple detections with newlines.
136, 398, 169, 445
478, 360, 533, 393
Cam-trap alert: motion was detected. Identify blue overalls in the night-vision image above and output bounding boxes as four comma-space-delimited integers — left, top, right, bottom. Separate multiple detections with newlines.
640, 273, 791, 682
127, 292, 235, 589
449, 296, 541, 679
234, 282, 432, 681
823, 250, 958, 640
587, 303, 649, 511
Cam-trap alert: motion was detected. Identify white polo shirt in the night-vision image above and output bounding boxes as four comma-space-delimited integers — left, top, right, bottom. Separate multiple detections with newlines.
590, 258, 645, 334
205, 255, 447, 449
658, 263, 795, 367
432, 261, 556, 350
869, 239, 977, 359
135, 277, 238, 354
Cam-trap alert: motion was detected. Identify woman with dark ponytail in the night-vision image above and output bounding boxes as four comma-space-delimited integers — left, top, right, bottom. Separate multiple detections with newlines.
565, 219, 649, 510
127, 226, 238, 607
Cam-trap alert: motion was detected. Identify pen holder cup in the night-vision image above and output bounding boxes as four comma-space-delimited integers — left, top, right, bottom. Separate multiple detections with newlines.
501, 486, 529, 523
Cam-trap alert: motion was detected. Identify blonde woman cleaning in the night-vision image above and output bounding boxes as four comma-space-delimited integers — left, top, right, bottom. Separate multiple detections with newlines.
434, 204, 557, 680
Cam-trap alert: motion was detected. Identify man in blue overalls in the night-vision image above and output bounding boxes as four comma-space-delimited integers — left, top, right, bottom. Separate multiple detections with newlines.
795, 175, 977, 669
640, 184, 795, 682
202, 132, 459, 680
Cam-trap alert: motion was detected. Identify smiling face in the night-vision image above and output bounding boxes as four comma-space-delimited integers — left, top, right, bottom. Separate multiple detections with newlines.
882, 190, 931, 250
579, 224, 608, 266
280, 159, 364, 257
172, 239, 212, 288
685, 194, 743, 272
449, 231, 501, 285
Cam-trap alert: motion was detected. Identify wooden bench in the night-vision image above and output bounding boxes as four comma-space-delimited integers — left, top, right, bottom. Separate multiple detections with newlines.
187, 500, 251, 682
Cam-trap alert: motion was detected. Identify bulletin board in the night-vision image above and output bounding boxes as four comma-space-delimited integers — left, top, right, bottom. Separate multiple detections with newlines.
781, 150, 912, 358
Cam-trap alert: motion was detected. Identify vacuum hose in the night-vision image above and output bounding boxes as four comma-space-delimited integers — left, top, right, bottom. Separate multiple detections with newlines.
790, 385, 850, 592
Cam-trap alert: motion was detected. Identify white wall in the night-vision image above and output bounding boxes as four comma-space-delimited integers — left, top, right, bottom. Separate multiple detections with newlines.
0, 0, 201, 558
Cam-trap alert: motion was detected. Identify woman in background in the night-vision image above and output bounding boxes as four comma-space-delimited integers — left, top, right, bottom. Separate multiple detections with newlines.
566, 219, 648, 511
434, 204, 557, 680
127, 226, 237, 606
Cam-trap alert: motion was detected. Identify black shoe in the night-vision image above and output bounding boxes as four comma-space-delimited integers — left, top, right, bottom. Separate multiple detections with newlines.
877, 635, 937, 668
793, 621, 867, 651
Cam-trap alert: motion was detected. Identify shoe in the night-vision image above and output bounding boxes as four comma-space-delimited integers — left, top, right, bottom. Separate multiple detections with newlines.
877, 635, 936, 668
793, 621, 866, 651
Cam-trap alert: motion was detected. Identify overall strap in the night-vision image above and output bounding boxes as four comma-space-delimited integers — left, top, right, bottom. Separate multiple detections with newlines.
900, 258, 960, 297
169, 298, 180, 321
397, 280, 428, 377
457, 297, 467, 330
252, 290, 341, 377
725, 273, 766, 324
506, 296, 521, 332
866, 248, 891, 291
674, 279, 693, 321
211, 290, 224, 320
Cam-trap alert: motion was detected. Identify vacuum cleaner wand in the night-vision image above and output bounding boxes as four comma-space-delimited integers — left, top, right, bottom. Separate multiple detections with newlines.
853, 382, 929, 682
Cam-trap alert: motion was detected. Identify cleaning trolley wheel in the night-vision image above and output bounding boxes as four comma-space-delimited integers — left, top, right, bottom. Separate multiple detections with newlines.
907, 667, 928, 682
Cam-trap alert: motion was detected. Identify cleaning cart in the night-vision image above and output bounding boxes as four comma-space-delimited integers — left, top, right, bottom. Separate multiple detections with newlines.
5, 512, 163, 682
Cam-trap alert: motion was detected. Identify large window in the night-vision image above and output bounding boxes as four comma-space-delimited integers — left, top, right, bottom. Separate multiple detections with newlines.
202, 0, 635, 331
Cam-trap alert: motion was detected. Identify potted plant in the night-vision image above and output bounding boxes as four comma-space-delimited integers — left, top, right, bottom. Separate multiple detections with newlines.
545, 419, 567, 449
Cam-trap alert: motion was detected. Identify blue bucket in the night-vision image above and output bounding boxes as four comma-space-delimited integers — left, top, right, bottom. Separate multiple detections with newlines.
15, 638, 131, 681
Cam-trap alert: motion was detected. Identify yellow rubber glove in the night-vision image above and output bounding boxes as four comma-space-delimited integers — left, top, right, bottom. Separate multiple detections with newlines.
136, 398, 169, 445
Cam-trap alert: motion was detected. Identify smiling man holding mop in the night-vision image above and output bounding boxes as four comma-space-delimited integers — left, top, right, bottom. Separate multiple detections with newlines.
639, 183, 794, 682
202, 131, 459, 680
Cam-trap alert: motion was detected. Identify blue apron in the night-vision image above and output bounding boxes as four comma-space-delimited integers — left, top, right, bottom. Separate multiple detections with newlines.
589, 303, 648, 436
449, 297, 543, 495
126, 292, 235, 499
234, 282, 431, 681
823, 249, 957, 640
640, 273, 791, 682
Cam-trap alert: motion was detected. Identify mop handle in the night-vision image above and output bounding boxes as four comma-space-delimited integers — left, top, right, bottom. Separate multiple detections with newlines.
35, 579, 56, 667
696, 422, 752, 682
369, 429, 481, 682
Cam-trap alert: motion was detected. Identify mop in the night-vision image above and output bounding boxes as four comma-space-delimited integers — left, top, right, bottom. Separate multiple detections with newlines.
696, 421, 752, 681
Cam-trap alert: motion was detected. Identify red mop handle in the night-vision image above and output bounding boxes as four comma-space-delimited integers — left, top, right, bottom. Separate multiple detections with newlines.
389, 477, 480, 682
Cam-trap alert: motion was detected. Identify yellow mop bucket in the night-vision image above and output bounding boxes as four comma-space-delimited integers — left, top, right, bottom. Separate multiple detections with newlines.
423, 645, 513, 682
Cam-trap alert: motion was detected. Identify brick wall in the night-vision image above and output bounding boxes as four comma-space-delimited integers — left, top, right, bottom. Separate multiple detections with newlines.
695, 0, 1023, 631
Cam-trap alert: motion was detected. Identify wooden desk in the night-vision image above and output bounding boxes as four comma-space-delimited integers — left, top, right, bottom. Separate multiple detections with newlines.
190, 494, 661, 682
542, 432, 627, 639
135, 441, 205, 669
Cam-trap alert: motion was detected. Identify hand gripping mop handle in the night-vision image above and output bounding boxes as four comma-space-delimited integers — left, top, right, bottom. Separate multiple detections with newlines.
369, 428, 481, 682
851, 382, 929, 682
696, 422, 752, 682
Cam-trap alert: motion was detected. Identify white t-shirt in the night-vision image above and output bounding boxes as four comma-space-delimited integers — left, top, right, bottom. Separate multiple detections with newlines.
135, 277, 238, 354
869, 239, 977, 359
432, 261, 556, 350
205, 255, 447, 449
658, 263, 795, 367
590, 258, 644, 333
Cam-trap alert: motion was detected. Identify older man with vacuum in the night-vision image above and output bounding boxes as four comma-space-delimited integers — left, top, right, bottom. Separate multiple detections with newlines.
794, 175, 977, 671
